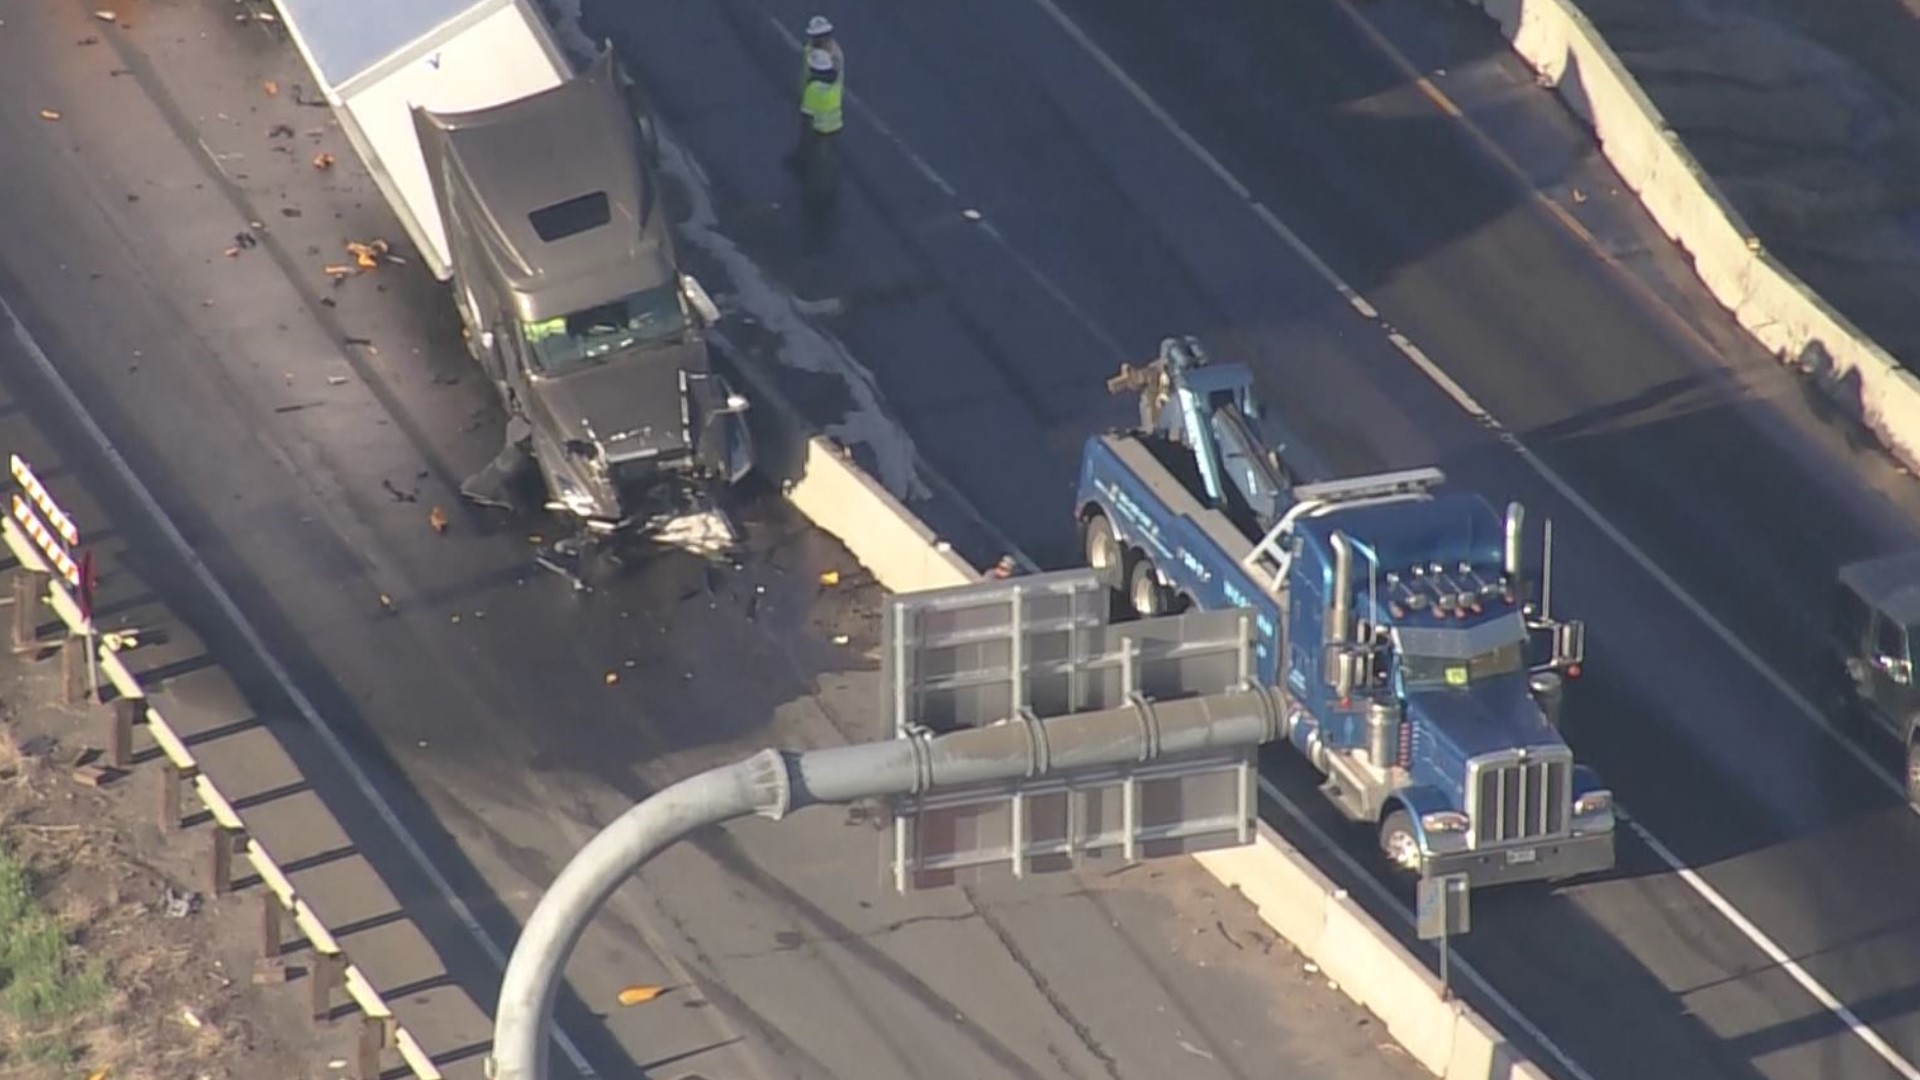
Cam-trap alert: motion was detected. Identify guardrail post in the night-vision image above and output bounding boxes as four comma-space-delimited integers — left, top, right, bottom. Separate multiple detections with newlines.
310, 949, 342, 1024
8, 569, 42, 654
209, 827, 243, 896
157, 762, 195, 832
60, 634, 87, 704
106, 696, 140, 770
354, 1015, 390, 1080
257, 894, 283, 968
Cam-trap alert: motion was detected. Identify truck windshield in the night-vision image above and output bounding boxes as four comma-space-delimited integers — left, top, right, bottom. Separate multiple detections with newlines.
1399, 640, 1526, 691
521, 284, 686, 376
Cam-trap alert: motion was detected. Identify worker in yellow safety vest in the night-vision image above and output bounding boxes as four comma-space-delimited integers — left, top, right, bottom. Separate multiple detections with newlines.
801, 15, 844, 91
786, 48, 844, 178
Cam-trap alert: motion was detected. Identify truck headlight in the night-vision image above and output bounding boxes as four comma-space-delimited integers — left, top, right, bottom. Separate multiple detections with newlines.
1420, 811, 1470, 834
1573, 790, 1613, 816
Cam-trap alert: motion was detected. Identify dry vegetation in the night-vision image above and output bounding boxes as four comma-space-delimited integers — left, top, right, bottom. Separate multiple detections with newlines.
0, 683, 333, 1080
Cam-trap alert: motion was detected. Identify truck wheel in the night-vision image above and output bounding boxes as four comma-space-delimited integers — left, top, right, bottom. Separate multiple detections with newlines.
1905, 737, 1920, 808
1083, 513, 1123, 591
1379, 810, 1421, 873
1127, 557, 1169, 618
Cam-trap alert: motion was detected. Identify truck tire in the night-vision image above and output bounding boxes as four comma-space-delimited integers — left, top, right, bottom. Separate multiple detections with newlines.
1379, 810, 1421, 874
1083, 513, 1123, 591
1127, 557, 1169, 618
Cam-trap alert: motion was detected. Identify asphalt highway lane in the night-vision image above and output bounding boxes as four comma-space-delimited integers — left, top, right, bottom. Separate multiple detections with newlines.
0, 2, 1429, 1079
584, 0, 1920, 1077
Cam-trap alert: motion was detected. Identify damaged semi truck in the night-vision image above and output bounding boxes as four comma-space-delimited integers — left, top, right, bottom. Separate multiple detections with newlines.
272, 0, 752, 561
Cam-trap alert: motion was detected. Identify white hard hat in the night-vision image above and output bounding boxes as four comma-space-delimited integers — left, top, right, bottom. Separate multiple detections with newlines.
807, 15, 834, 36
807, 48, 835, 73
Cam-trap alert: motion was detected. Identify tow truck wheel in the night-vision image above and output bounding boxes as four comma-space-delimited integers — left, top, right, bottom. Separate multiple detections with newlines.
1083, 513, 1123, 591
1379, 810, 1421, 873
1127, 557, 1169, 618
1905, 736, 1920, 808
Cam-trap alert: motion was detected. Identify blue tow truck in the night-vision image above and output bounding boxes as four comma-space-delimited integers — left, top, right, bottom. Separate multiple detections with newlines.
1075, 337, 1615, 888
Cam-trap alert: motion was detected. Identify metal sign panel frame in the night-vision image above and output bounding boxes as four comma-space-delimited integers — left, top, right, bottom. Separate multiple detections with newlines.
890, 747, 1257, 893
883, 568, 1254, 736
883, 570, 1264, 892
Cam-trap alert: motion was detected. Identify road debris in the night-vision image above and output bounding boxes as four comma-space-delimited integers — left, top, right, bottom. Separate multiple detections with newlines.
819, 569, 841, 586
39, 109, 61, 121
180, 1007, 203, 1030
262, 79, 279, 97
93, 10, 117, 22
312, 151, 335, 170
325, 374, 348, 386
161, 886, 201, 919
603, 671, 619, 686
428, 505, 449, 534
831, 634, 850, 646
347, 238, 397, 269
71, 762, 121, 788
378, 593, 397, 613
616, 984, 667, 1006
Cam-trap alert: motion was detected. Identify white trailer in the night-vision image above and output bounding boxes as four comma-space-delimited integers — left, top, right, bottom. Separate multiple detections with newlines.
273, 0, 573, 280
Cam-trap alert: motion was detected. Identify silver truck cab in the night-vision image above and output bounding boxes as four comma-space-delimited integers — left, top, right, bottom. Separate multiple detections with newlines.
1830, 552, 1920, 802
412, 48, 751, 553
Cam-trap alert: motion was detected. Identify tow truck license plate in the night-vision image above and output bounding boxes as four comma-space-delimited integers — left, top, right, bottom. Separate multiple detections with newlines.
1506, 847, 1538, 866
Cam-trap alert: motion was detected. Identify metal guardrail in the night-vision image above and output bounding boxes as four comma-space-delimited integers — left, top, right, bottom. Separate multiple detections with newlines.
3, 473, 443, 1080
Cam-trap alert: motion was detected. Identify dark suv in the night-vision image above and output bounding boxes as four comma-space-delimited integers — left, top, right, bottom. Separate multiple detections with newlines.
1829, 552, 1920, 803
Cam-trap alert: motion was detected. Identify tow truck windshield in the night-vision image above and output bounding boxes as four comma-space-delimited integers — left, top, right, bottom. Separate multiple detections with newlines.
522, 282, 685, 376
1399, 638, 1526, 691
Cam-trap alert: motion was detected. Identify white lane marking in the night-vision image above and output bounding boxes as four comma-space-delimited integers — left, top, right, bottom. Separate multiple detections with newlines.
1257, 777, 1599, 1080
1628, 818, 1920, 1079
1018, 0, 1904, 799
765, 16, 1129, 359
1018, 0, 1920, 1072
0, 299, 602, 1078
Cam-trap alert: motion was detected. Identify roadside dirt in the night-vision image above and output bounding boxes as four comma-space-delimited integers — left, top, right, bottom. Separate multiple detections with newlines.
0, 647, 346, 1080
1568, 0, 1920, 367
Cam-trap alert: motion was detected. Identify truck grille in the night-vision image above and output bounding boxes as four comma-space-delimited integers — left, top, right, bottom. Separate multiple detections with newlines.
1469, 752, 1570, 847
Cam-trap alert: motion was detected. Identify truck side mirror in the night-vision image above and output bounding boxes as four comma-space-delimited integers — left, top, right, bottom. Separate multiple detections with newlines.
1323, 644, 1359, 700
1555, 620, 1585, 669
681, 274, 721, 327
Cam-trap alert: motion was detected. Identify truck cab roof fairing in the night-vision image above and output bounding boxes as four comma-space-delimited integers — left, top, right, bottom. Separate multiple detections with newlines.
410, 49, 674, 321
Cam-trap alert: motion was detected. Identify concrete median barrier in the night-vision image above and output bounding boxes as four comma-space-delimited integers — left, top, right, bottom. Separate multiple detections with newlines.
1463, 0, 1920, 475
787, 436, 980, 591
